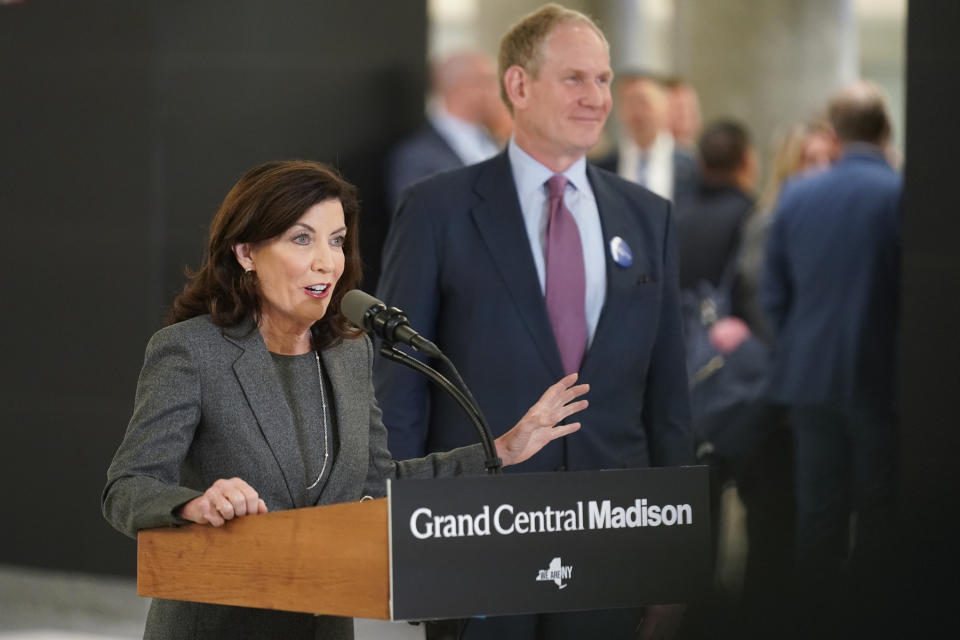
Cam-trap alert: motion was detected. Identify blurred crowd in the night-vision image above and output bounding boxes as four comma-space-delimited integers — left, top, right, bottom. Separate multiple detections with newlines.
384, 30, 900, 640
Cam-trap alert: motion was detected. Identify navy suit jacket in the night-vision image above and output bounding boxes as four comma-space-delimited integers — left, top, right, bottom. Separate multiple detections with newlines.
386, 123, 463, 212
375, 152, 693, 473
761, 147, 901, 411
676, 182, 754, 291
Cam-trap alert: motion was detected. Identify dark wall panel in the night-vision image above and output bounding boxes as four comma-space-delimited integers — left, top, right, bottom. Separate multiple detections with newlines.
0, 2, 157, 577
0, 0, 426, 576
899, 1, 960, 635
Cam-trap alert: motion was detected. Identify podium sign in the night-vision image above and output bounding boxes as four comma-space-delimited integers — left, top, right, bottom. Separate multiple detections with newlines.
388, 466, 711, 621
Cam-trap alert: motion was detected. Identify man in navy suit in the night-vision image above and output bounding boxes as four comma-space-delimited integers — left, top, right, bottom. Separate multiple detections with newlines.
594, 71, 699, 206
385, 51, 509, 212
676, 119, 756, 293
762, 80, 901, 635
376, 4, 692, 638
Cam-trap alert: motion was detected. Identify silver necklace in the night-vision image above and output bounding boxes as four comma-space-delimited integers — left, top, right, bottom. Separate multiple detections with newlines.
306, 351, 330, 490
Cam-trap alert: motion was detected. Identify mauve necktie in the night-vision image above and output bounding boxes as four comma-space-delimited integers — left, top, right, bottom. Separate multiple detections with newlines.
544, 174, 587, 374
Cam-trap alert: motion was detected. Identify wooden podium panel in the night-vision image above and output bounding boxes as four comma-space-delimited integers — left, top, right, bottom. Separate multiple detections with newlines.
137, 498, 390, 619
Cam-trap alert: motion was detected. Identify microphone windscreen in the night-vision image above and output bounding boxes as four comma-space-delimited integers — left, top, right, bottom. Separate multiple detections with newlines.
341, 289, 382, 328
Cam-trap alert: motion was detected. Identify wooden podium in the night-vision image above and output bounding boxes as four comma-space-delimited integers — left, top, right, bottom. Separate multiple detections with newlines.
138, 468, 711, 621
138, 498, 392, 619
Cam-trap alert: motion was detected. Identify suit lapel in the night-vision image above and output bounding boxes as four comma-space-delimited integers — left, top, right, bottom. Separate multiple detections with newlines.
581, 165, 645, 377
223, 321, 307, 508
470, 153, 565, 379
318, 342, 365, 501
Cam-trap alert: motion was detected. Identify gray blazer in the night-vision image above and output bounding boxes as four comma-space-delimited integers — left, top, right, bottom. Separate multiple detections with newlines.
102, 315, 484, 639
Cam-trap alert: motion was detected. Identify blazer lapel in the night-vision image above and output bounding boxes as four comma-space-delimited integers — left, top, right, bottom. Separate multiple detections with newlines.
470, 153, 565, 379
223, 321, 307, 508
317, 343, 365, 501
580, 165, 652, 377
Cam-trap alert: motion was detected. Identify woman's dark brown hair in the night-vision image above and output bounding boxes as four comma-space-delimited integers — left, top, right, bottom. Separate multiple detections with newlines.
169, 160, 362, 349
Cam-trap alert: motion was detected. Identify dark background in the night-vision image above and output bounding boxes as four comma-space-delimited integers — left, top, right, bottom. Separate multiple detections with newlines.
897, 1, 960, 632
0, 0, 426, 576
0, 3, 957, 634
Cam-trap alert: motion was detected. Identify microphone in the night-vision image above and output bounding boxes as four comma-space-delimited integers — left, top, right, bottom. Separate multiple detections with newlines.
341, 290, 441, 358
343, 289, 502, 473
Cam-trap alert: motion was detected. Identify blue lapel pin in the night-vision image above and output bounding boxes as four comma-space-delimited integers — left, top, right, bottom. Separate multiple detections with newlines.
609, 236, 633, 267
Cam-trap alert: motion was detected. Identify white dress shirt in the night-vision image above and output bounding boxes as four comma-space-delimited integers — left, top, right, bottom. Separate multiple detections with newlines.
508, 138, 607, 346
617, 130, 677, 201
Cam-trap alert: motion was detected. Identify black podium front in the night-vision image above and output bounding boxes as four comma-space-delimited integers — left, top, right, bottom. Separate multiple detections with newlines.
388, 466, 711, 620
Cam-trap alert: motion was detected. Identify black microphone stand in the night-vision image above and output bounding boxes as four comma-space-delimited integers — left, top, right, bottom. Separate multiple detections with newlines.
378, 342, 503, 475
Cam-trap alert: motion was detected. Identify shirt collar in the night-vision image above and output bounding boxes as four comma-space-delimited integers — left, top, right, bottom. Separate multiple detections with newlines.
840, 142, 890, 163
429, 103, 478, 139
625, 130, 674, 157
429, 103, 498, 162
508, 137, 590, 198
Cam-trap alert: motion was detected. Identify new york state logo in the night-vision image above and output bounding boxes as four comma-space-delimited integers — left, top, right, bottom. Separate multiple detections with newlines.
535, 557, 573, 589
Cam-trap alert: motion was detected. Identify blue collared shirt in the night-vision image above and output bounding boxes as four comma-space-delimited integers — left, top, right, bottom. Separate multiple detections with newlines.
507, 138, 607, 345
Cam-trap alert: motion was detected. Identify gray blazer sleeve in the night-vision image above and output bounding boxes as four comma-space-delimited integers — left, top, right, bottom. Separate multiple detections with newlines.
360, 336, 486, 497
101, 326, 203, 539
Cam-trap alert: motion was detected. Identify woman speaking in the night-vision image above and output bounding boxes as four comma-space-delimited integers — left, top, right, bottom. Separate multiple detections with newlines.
102, 160, 587, 639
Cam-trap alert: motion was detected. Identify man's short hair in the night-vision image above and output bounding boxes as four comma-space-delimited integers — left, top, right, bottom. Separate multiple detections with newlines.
431, 51, 491, 95
614, 69, 669, 92
662, 74, 690, 90
828, 80, 891, 145
698, 119, 751, 181
497, 3, 607, 110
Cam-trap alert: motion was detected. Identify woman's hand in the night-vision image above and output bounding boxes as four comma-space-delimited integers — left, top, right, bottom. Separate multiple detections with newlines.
494, 373, 589, 467
177, 477, 268, 527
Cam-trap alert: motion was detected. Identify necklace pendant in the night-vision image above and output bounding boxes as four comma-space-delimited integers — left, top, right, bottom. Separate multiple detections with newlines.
306, 351, 330, 491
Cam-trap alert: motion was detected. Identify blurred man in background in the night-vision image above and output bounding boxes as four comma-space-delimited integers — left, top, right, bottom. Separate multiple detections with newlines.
677, 119, 756, 294
596, 71, 699, 204
762, 80, 901, 638
386, 50, 511, 211
677, 120, 799, 638
666, 76, 703, 152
